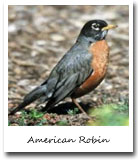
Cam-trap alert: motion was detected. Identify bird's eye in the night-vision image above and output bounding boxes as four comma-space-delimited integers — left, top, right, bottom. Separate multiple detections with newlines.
91, 23, 100, 31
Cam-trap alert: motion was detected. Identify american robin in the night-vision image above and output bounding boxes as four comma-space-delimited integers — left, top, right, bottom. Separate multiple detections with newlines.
9, 20, 117, 116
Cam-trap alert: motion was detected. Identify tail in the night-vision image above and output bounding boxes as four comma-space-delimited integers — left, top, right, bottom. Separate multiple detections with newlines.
9, 86, 46, 115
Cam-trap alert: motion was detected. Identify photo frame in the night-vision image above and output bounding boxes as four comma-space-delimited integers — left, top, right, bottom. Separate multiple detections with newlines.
4, 0, 133, 152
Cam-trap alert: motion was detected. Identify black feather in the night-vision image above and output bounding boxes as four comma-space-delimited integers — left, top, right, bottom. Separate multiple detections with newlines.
9, 86, 46, 115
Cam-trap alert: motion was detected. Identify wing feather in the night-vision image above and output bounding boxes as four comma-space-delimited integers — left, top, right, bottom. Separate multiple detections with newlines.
45, 50, 93, 109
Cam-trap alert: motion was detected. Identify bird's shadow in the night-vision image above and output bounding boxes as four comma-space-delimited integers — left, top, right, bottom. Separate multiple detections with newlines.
47, 102, 92, 115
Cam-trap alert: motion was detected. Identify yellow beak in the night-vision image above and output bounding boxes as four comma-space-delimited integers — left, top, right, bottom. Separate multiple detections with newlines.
102, 24, 118, 31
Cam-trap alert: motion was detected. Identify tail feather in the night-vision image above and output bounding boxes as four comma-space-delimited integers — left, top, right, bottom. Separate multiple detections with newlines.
9, 86, 46, 115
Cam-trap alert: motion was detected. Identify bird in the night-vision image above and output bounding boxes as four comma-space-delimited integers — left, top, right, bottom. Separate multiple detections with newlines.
9, 19, 117, 116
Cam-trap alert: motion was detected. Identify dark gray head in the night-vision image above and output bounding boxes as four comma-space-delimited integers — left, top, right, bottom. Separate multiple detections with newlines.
79, 20, 117, 42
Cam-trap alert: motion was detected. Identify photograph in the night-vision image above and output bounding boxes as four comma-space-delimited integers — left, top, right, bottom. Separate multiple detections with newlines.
8, 5, 129, 126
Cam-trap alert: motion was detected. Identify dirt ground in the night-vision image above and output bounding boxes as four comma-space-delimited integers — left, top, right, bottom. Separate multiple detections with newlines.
8, 5, 129, 126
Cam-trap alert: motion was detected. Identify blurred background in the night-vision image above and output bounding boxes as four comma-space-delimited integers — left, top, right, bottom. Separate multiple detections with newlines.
8, 5, 129, 126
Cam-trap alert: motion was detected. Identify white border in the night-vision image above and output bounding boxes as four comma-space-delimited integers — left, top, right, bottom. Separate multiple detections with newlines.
6, 0, 131, 5
4, 0, 133, 152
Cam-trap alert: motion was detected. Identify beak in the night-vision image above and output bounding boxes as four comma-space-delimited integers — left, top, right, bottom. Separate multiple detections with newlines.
102, 24, 118, 31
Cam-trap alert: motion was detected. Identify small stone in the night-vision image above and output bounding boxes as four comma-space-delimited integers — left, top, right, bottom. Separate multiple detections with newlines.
8, 103, 14, 108
36, 40, 46, 46
92, 97, 98, 102
17, 79, 30, 86
16, 112, 22, 115
105, 84, 113, 90
31, 50, 38, 57
51, 34, 65, 41
8, 24, 17, 33
14, 68, 21, 75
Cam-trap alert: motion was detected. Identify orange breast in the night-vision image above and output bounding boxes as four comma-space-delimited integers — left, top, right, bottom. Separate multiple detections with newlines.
72, 40, 109, 98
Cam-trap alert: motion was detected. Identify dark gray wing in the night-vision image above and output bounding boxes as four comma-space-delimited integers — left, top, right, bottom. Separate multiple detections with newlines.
44, 47, 93, 109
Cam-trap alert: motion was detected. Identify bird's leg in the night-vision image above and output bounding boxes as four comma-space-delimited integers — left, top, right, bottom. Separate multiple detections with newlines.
72, 98, 91, 119
72, 98, 86, 114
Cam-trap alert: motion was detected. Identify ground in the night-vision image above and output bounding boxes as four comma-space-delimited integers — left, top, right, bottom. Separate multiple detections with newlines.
8, 5, 129, 126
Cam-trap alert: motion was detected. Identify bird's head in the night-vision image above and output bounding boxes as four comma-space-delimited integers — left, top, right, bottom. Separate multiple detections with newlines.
80, 20, 117, 42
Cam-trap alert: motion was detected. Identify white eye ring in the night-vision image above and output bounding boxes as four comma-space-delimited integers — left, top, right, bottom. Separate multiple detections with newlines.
91, 23, 100, 31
